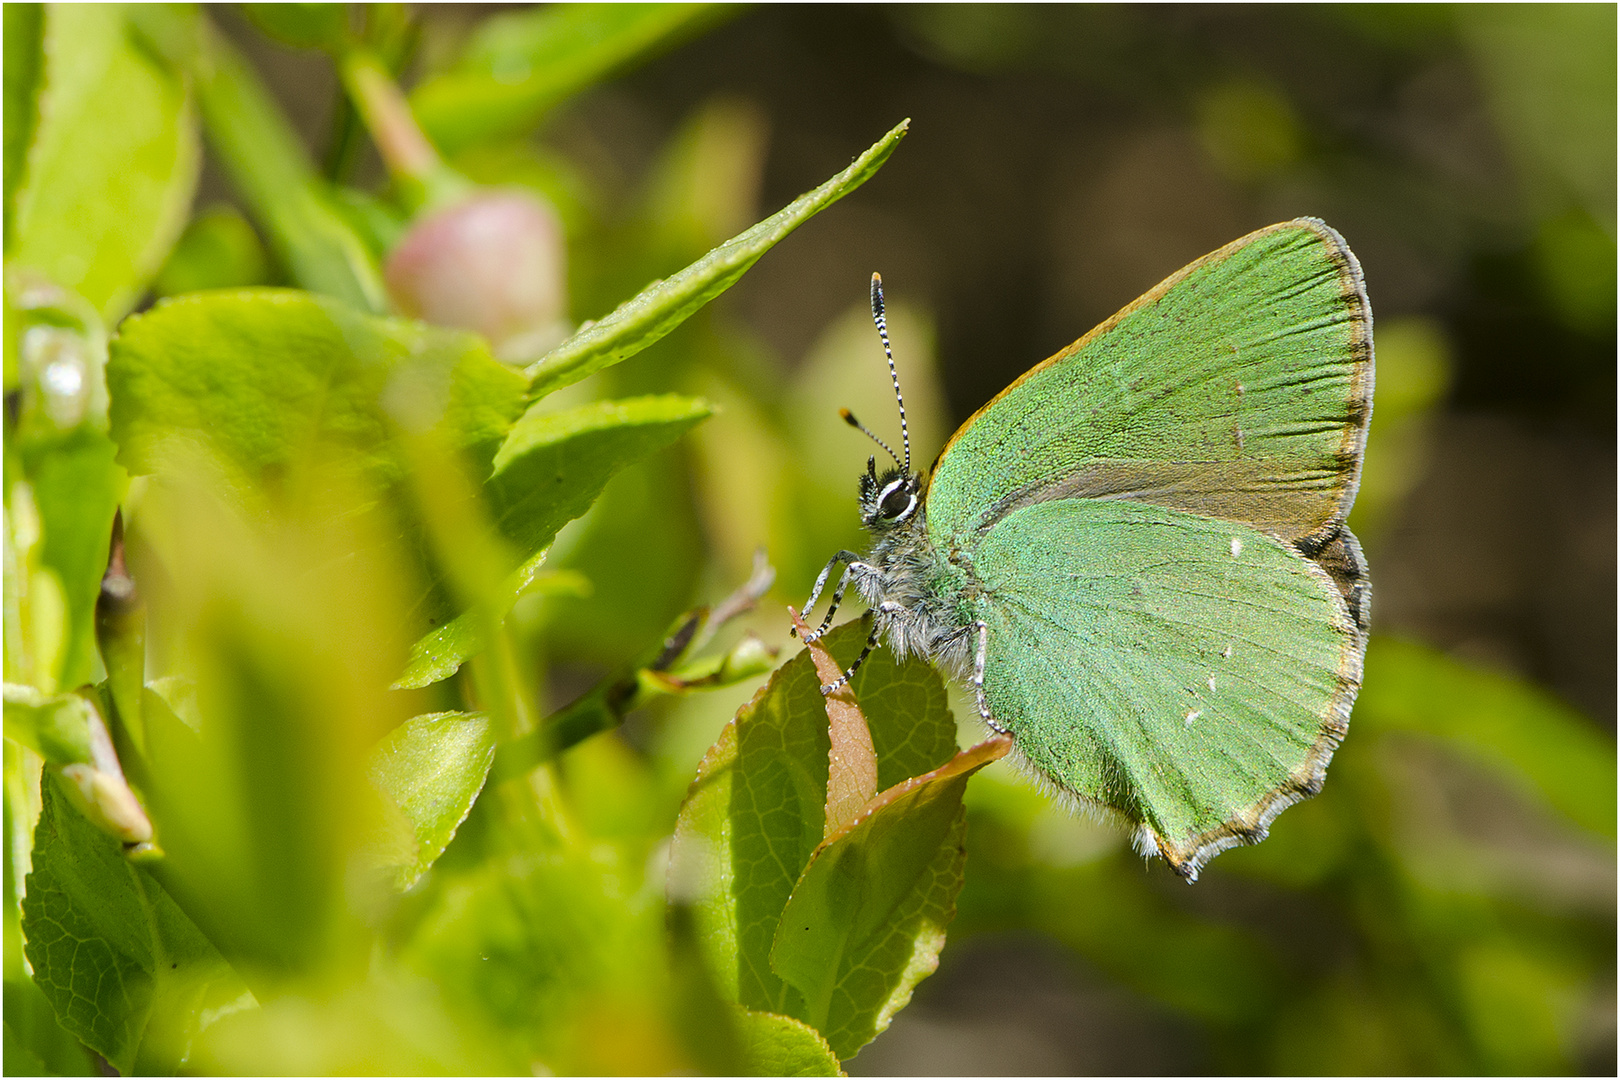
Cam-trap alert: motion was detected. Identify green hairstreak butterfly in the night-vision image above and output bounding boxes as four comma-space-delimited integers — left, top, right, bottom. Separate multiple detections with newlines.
799, 218, 1372, 881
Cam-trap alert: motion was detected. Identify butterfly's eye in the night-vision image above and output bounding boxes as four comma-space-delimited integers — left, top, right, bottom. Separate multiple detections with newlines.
878, 480, 916, 520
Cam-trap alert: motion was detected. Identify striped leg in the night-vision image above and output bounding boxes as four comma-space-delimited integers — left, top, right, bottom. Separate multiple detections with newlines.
798, 550, 876, 643
969, 620, 1006, 733
820, 617, 884, 695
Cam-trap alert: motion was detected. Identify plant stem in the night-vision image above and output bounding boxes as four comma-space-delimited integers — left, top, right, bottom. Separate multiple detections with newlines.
94, 513, 145, 769
323, 91, 363, 182
339, 49, 472, 215
190, 18, 386, 312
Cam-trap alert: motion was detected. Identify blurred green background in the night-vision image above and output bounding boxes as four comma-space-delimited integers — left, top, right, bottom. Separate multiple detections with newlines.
10, 3, 1613, 1075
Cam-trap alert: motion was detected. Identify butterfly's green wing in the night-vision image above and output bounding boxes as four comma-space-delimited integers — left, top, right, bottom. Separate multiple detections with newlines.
926, 218, 1372, 876
965, 499, 1360, 879
926, 218, 1372, 555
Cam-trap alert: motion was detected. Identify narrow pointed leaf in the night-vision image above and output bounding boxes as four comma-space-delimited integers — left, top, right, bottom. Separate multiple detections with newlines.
525, 120, 908, 398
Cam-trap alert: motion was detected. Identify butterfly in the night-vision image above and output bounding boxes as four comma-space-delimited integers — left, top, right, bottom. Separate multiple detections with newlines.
798, 218, 1372, 881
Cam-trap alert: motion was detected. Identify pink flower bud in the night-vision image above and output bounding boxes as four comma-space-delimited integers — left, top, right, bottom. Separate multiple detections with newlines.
385, 189, 568, 361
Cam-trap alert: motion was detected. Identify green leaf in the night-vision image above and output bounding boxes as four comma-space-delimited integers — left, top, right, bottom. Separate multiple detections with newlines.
486, 394, 713, 557
412, 4, 724, 156
241, 3, 351, 53
733, 1006, 842, 1077
525, 119, 909, 399
770, 738, 1004, 1059
6, 278, 125, 692
188, 974, 512, 1075
1356, 636, 1616, 838
4, 969, 99, 1077
22, 432, 123, 690
107, 289, 527, 484
8, 4, 200, 322
400, 843, 684, 1073
2, 3, 45, 252
129, 500, 421, 978
537, 453, 708, 669
394, 560, 587, 691
3, 684, 93, 766
150, 204, 272, 298
5, 864, 100, 1079
394, 608, 488, 693
668, 620, 959, 1019
20, 778, 246, 1074
366, 711, 495, 891
189, 18, 386, 312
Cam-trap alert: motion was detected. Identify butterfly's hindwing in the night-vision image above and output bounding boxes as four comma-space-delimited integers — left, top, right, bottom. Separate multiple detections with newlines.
963, 498, 1361, 878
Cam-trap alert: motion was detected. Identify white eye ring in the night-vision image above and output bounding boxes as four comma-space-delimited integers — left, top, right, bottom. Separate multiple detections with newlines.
877, 478, 918, 521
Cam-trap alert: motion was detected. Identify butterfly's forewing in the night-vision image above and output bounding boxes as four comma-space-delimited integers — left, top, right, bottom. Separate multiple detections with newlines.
927, 218, 1373, 878
926, 219, 1372, 550
967, 499, 1359, 877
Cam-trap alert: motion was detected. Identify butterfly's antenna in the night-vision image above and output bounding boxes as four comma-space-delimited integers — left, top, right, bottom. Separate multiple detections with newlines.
840, 408, 900, 468
869, 272, 911, 474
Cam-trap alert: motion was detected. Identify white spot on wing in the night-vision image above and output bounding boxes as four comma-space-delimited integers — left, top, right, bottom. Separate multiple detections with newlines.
1221, 643, 1233, 659
1184, 709, 1201, 726
1230, 536, 1243, 557
1207, 675, 1217, 692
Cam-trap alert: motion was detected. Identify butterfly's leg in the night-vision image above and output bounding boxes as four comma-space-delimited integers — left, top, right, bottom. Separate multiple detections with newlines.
803, 565, 858, 642
799, 551, 878, 643
970, 620, 1007, 734
820, 617, 886, 696
798, 551, 857, 635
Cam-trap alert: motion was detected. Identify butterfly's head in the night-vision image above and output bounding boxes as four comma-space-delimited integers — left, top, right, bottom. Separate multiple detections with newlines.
859, 455, 922, 532
844, 273, 922, 533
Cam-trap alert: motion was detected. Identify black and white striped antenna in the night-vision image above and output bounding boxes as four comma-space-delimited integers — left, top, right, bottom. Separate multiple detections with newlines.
867, 272, 911, 474
839, 408, 899, 468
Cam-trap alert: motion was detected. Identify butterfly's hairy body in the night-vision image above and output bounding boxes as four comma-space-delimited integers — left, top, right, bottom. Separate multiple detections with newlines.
854, 512, 977, 680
